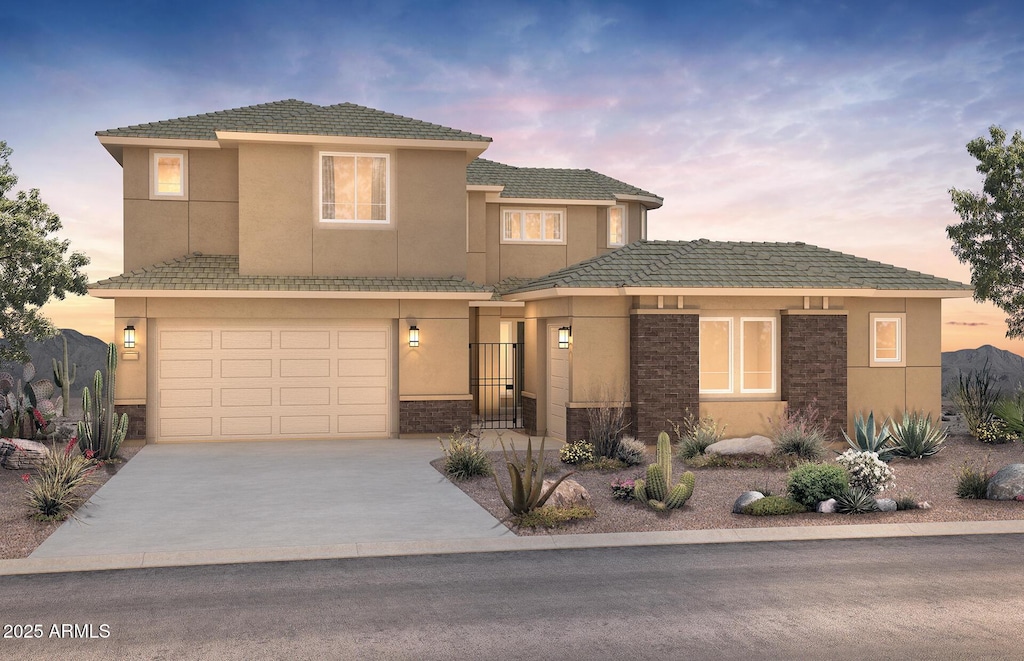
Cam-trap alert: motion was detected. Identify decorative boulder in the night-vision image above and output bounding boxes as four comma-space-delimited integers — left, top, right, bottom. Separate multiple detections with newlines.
918, 501, 932, 510
543, 478, 590, 508
0, 438, 50, 470
706, 435, 774, 457
986, 464, 1024, 500
817, 498, 837, 513
875, 498, 898, 512
733, 491, 764, 514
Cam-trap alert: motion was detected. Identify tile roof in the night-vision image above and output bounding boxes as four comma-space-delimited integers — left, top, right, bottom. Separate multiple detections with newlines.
97, 100, 491, 142
467, 158, 662, 203
505, 240, 973, 293
90, 254, 492, 294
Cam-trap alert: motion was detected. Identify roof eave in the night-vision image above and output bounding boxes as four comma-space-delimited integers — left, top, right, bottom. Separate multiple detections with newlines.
614, 193, 664, 209
214, 131, 492, 160
88, 288, 491, 300
505, 286, 975, 300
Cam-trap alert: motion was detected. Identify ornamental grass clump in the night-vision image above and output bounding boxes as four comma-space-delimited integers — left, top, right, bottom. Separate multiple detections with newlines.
769, 403, 830, 461
671, 412, 725, 460
834, 487, 879, 514
515, 505, 595, 529
25, 438, 98, 521
438, 429, 492, 481
955, 461, 991, 499
890, 411, 947, 458
559, 439, 595, 465
614, 436, 647, 466
949, 364, 999, 438
786, 462, 848, 509
835, 450, 894, 495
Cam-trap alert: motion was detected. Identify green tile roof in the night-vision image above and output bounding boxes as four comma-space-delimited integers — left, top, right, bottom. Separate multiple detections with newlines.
97, 100, 492, 142
90, 254, 492, 294
506, 240, 973, 293
467, 158, 662, 203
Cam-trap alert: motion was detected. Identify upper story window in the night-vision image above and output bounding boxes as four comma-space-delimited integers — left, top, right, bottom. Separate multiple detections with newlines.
699, 315, 778, 395
320, 152, 389, 224
151, 151, 187, 199
870, 313, 906, 366
502, 209, 565, 244
608, 205, 626, 247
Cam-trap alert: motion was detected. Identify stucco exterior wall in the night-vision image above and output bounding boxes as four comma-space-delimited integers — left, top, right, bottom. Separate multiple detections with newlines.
396, 149, 468, 278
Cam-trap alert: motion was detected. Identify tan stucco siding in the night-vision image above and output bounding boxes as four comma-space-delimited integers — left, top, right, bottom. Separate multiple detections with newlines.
189, 201, 239, 256
114, 298, 148, 404
700, 401, 787, 438
566, 206, 599, 266
398, 300, 470, 396
188, 149, 239, 202
238, 143, 313, 276
313, 228, 398, 277
123, 199, 189, 272
396, 149, 467, 278
569, 312, 630, 403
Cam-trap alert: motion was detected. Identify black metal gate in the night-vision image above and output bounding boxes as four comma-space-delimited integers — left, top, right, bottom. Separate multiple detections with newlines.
469, 342, 524, 428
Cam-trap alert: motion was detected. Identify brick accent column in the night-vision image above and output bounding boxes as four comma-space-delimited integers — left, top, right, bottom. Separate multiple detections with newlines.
114, 404, 146, 440
521, 394, 537, 435
399, 399, 472, 435
565, 406, 634, 444
780, 313, 847, 440
629, 313, 699, 443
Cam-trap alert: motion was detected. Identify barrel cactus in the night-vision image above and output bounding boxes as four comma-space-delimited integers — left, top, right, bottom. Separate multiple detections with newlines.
633, 431, 695, 511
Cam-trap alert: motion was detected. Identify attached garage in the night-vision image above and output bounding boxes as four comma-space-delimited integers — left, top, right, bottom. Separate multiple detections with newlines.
151, 319, 393, 441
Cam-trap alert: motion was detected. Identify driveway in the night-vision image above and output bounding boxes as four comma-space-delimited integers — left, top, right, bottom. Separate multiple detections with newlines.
30, 439, 511, 558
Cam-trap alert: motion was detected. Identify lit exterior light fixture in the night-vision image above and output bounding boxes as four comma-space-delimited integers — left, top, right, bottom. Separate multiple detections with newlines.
558, 326, 571, 349
124, 325, 136, 349
409, 325, 420, 347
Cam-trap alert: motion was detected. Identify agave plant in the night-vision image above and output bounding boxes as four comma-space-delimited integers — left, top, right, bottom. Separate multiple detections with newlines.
834, 487, 879, 514
890, 411, 947, 458
993, 396, 1024, 437
842, 412, 894, 462
493, 436, 574, 515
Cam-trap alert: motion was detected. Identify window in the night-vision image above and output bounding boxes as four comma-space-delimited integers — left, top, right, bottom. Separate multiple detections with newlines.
699, 315, 778, 395
870, 313, 905, 366
608, 205, 626, 246
501, 209, 565, 243
152, 152, 186, 199
320, 152, 389, 223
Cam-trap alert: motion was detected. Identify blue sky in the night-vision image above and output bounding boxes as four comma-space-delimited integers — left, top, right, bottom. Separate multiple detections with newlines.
3, 0, 1024, 352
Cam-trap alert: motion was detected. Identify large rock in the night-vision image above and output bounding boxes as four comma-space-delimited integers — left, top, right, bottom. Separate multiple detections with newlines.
543, 478, 590, 508
0, 438, 50, 470
986, 464, 1024, 500
875, 498, 897, 512
733, 491, 764, 514
706, 435, 774, 456
817, 498, 837, 513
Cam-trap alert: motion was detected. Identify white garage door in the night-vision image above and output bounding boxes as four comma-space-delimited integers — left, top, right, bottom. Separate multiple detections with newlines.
153, 319, 392, 441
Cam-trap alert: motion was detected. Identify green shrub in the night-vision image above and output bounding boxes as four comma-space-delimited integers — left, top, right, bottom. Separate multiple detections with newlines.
769, 403, 830, 460
834, 487, 879, 514
438, 429, 492, 480
515, 505, 595, 529
743, 496, 807, 516
890, 411, 947, 458
955, 461, 991, 499
976, 419, 1016, 444
842, 412, 894, 461
787, 462, 849, 508
579, 456, 627, 471
894, 494, 919, 511
949, 364, 999, 437
671, 412, 725, 459
614, 436, 646, 466
559, 439, 595, 465
25, 439, 98, 521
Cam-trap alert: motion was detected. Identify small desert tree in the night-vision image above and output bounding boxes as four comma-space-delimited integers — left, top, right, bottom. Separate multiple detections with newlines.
0, 141, 90, 362
947, 126, 1024, 337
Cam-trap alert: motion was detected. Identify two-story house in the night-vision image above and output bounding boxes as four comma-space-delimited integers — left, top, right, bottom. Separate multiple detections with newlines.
91, 100, 972, 444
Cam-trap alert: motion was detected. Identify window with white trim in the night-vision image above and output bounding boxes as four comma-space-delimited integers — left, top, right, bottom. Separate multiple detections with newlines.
501, 209, 565, 243
699, 315, 778, 395
152, 152, 186, 198
608, 204, 626, 246
320, 152, 389, 223
870, 313, 905, 366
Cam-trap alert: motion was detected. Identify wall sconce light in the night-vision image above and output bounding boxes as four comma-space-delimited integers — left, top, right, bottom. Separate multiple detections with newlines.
124, 325, 136, 349
558, 326, 571, 349
409, 325, 420, 347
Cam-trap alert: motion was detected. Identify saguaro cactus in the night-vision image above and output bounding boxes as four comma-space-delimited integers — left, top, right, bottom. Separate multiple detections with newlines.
78, 343, 128, 460
634, 431, 696, 511
52, 334, 77, 416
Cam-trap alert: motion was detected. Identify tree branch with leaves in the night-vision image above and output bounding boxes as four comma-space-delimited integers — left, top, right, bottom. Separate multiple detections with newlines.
0, 141, 90, 362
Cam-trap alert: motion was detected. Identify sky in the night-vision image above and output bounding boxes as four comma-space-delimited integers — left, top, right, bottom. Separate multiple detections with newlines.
3, 0, 1024, 354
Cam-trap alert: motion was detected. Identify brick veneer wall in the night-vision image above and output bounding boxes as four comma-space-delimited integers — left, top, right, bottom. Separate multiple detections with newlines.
780, 314, 848, 439
629, 313, 699, 443
521, 394, 537, 435
399, 399, 472, 435
114, 404, 146, 440
566, 406, 634, 445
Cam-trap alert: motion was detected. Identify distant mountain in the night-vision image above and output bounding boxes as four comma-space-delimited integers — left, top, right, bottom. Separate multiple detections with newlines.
942, 345, 1024, 395
0, 329, 108, 391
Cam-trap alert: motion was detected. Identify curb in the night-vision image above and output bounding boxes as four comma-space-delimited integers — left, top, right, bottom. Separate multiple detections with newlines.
3, 519, 1024, 576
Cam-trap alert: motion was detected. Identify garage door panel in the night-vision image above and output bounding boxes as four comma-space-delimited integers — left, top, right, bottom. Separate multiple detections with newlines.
281, 387, 331, 406
338, 330, 387, 349
221, 330, 272, 350
281, 359, 331, 378
339, 359, 387, 377
338, 386, 387, 405
161, 331, 213, 350
281, 415, 331, 435
161, 388, 213, 408
221, 416, 273, 436
281, 330, 330, 349
221, 359, 273, 378
337, 414, 387, 434
161, 418, 213, 438
161, 360, 213, 379
221, 388, 272, 407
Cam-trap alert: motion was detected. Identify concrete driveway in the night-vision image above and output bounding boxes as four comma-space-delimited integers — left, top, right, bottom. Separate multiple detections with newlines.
30, 439, 511, 558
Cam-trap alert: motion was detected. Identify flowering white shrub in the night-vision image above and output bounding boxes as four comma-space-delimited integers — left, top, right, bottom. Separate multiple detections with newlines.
836, 449, 894, 495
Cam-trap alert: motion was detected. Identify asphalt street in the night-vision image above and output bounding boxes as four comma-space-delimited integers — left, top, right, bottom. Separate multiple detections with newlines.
2, 534, 1023, 660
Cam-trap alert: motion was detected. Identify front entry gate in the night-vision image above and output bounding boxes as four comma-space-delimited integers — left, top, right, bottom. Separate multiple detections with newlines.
469, 342, 524, 429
